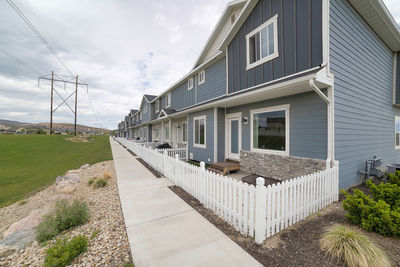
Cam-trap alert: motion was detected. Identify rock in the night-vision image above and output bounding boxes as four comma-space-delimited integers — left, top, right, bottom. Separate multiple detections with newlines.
55, 171, 80, 193
0, 229, 35, 250
57, 185, 76, 194
3, 210, 45, 238
0, 244, 16, 258
80, 164, 90, 169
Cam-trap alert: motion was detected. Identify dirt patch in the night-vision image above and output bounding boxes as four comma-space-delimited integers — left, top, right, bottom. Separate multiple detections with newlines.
65, 135, 94, 143
169, 185, 400, 266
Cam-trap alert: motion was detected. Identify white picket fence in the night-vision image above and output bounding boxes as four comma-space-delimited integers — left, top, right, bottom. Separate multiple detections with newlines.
115, 137, 339, 243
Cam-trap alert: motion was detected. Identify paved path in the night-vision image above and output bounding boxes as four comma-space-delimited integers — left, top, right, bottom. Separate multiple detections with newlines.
110, 139, 261, 267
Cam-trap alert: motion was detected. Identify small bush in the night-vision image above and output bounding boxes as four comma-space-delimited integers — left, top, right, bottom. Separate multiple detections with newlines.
90, 229, 100, 240
367, 179, 400, 208
102, 171, 112, 179
320, 224, 390, 267
18, 199, 27, 205
36, 200, 90, 242
387, 170, 400, 186
93, 178, 107, 188
44, 235, 88, 267
87, 178, 96, 186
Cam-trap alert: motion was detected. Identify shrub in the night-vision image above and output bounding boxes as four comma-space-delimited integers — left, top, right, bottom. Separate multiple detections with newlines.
87, 178, 96, 186
93, 178, 107, 188
320, 224, 391, 267
102, 171, 112, 179
44, 235, 88, 267
387, 170, 400, 186
36, 200, 90, 242
367, 180, 400, 208
90, 229, 100, 240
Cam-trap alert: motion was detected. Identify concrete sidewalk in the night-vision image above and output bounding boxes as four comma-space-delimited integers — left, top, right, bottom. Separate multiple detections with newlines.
110, 139, 261, 267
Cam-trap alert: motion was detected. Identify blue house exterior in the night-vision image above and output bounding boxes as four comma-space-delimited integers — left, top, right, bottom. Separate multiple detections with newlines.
120, 0, 400, 189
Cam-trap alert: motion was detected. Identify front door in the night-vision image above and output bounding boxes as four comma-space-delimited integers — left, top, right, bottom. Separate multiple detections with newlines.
227, 115, 241, 160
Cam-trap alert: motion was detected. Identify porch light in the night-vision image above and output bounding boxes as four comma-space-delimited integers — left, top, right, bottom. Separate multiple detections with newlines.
243, 116, 248, 124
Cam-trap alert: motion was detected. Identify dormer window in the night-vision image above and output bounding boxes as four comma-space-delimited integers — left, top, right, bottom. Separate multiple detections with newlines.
198, 70, 205, 85
246, 15, 279, 70
166, 92, 171, 108
188, 77, 193, 90
155, 99, 159, 113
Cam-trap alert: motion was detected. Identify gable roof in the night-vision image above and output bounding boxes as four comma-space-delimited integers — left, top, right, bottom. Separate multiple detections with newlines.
192, 0, 246, 68
220, 0, 400, 52
143, 94, 157, 102
130, 109, 138, 116
157, 108, 177, 119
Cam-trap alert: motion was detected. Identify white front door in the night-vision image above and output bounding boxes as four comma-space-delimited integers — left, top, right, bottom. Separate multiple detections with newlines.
226, 114, 241, 160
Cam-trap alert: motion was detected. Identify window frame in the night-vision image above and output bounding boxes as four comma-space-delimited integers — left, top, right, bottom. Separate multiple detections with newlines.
182, 122, 188, 143
250, 104, 290, 156
188, 78, 193, 90
193, 115, 206, 148
198, 70, 205, 85
155, 99, 159, 113
246, 14, 279, 70
166, 92, 171, 108
395, 116, 400, 149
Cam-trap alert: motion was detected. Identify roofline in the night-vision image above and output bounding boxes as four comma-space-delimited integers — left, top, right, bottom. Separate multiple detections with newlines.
192, 0, 246, 69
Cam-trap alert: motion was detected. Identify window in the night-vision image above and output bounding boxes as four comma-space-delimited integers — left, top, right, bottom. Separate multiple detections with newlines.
155, 127, 159, 140
246, 14, 278, 70
251, 105, 289, 155
193, 116, 206, 147
182, 122, 188, 142
188, 78, 193, 90
166, 92, 171, 108
139, 112, 142, 120
144, 105, 147, 113
165, 124, 170, 140
396, 116, 400, 149
155, 99, 159, 113
198, 70, 205, 85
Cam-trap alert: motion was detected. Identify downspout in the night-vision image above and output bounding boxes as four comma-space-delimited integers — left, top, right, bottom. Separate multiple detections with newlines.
309, 79, 334, 168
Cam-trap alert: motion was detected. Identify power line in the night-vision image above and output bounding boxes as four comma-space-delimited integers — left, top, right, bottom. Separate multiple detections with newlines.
6, 0, 73, 76
0, 47, 41, 75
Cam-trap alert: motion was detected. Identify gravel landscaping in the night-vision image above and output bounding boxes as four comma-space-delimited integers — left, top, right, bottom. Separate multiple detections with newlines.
0, 160, 133, 266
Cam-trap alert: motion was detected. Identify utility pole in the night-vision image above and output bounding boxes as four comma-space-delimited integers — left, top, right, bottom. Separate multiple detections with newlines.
74, 75, 78, 135
50, 71, 54, 134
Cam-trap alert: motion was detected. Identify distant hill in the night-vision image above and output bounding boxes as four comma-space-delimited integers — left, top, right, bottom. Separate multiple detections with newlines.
0, 119, 30, 125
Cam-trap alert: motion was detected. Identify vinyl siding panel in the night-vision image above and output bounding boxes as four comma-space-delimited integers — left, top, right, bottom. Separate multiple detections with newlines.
188, 109, 215, 163
217, 108, 226, 162
396, 52, 400, 104
197, 58, 226, 103
171, 80, 196, 110
330, 0, 400, 189
226, 91, 327, 159
227, 0, 323, 93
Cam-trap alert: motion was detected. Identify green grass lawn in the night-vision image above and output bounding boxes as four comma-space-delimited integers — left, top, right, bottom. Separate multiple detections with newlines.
0, 135, 112, 207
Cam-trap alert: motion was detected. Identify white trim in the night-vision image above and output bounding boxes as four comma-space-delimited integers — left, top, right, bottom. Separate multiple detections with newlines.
155, 99, 159, 113
322, 0, 329, 70
395, 116, 400, 150
193, 115, 207, 148
225, 112, 242, 160
214, 107, 218, 162
250, 104, 290, 156
246, 14, 279, 70
188, 77, 194, 90
198, 70, 206, 85
166, 92, 171, 108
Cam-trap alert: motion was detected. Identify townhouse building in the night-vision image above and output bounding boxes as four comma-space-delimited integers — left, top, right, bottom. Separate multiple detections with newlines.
118, 0, 400, 189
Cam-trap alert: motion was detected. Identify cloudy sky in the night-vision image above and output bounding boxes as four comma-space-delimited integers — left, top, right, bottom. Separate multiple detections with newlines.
0, 0, 399, 130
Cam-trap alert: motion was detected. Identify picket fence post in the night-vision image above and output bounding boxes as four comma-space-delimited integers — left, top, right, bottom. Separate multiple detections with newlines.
254, 177, 266, 244
175, 154, 179, 184
200, 162, 206, 205
163, 150, 167, 178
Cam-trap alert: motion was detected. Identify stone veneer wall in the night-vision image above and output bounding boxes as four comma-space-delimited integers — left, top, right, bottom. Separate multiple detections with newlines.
240, 151, 326, 181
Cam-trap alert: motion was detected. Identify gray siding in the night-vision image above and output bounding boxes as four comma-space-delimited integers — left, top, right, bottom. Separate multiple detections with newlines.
217, 108, 226, 162
228, 0, 323, 94
188, 108, 215, 163
147, 124, 152, 142
330, 0, 400, 188
226, 91, 327, 159
171, 80, 196, 110
396, 52, 400, 104
197, 59, 226, 103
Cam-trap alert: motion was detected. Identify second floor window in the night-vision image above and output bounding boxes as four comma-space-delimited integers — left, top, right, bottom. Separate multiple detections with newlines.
246, 14, 278, 70
188, 78, 193, 90
198, 70, 205, 85
155, 99, 159, 113
166, 92, 171, 108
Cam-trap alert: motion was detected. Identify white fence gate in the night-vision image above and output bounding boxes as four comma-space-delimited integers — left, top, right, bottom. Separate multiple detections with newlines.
116, 137, 339, 243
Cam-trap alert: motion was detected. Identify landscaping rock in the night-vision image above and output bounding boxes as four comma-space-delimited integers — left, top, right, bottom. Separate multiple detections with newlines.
3, 209, 44, 238
0, 244, 16, 258
0, 229, 35, 250
80, 164, 90, 169
55, 171, 80, 193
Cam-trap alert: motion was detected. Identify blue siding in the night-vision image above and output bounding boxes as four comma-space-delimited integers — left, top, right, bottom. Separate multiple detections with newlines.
217, 108, 225, 162
228, 0, 323, 93
197, 59, 226, 103
188, 109, 215, 163
171, 80, 195, 110
226, 91, 327, 159
396, 52, 400, 104
330, 0, 400, 188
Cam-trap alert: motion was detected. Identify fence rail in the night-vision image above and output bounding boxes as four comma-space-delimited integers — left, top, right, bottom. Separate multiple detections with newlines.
115, 137, 339, 243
